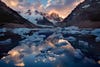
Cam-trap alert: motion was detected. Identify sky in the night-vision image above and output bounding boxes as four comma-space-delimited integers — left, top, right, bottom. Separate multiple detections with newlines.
2, 0, 84, 18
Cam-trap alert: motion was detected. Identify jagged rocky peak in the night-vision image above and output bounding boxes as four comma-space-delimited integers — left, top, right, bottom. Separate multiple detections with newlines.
34, 10, 63, 22
63, 0, 100, 28
33, 10, 54, 26
47, 12, 63, 22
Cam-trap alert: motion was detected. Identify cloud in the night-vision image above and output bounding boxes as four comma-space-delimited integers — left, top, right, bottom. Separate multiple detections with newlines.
2, 0, 84, 18
46, 0, 84, 18
2, 0, 19, 7
2, 0, 43, 12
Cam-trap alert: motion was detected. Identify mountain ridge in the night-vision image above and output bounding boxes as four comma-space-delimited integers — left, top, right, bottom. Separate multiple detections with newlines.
63, 0, 100, 28
0, 0, 40, 28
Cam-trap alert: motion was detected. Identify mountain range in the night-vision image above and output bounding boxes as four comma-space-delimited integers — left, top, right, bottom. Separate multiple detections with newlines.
0, 0, 100, 28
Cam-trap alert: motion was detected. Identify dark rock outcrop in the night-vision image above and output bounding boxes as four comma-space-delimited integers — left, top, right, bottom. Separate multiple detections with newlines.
36, 17, 54, 26
46, 12, 63, 22
34, 10, 54, 26
63, 0, 100, 28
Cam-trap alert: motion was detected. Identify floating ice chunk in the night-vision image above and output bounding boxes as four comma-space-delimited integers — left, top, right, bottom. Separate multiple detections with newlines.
0, 39, 11, 45
48, 57, 56, 61
95, 37, 100, 42
37, 29, 54, 35
64, 26, 79, 31
20, 35, 44, 46
91, 29, 100, 37
66, 36, 76, 42
42, 58, 47, 63
12, 28, 31, 37
81, 30, 90, 35
0, 33, 4, 36
74, 49, 84, 59
62, 27, 80, 34
40, 46, 53, 53
19, 32, 45, 46
97, 2, 100, 4
69, 30, 80, 34
46, 33, 63, 43
39, 35, 46, 38
0, 28, 6, 32
79, 40, 89, 48
55, 42, 68, 47
54, 49, 65, 55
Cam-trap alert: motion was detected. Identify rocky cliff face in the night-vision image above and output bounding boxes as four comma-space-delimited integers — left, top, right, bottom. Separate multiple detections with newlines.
0, 0, 38, 28
33, 10, 54, 26
63, 0, 100, 28
36, 17, 54, 26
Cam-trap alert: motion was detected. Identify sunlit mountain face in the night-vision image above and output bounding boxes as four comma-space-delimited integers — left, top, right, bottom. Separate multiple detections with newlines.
2, 0, 84, 18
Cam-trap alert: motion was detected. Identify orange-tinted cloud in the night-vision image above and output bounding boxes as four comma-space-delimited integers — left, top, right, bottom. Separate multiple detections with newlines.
46, 0, 84, 18
2, 0, 19, 7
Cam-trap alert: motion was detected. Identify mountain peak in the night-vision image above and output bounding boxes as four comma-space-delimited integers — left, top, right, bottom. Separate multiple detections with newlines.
33, 10, 63, 22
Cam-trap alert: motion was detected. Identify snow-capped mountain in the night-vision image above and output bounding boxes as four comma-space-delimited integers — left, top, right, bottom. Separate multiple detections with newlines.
19, 10, 54, 27
63, 0, 100, 28
34, 10, 63, 22
19, 10, 63, 26
0, 0, 39, 28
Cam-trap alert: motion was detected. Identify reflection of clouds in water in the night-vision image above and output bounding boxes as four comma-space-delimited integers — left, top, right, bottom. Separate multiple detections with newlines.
58, 39, 75, 51
98, 60, 100, 64
15, 62, 25, 67
2, 38, 75, 66
1, 28, 97, 67
2, 49, 24, 66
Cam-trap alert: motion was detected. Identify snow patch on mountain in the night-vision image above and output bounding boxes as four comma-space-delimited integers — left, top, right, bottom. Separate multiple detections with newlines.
20, 13, 43, 25
82, 4, 90, 8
